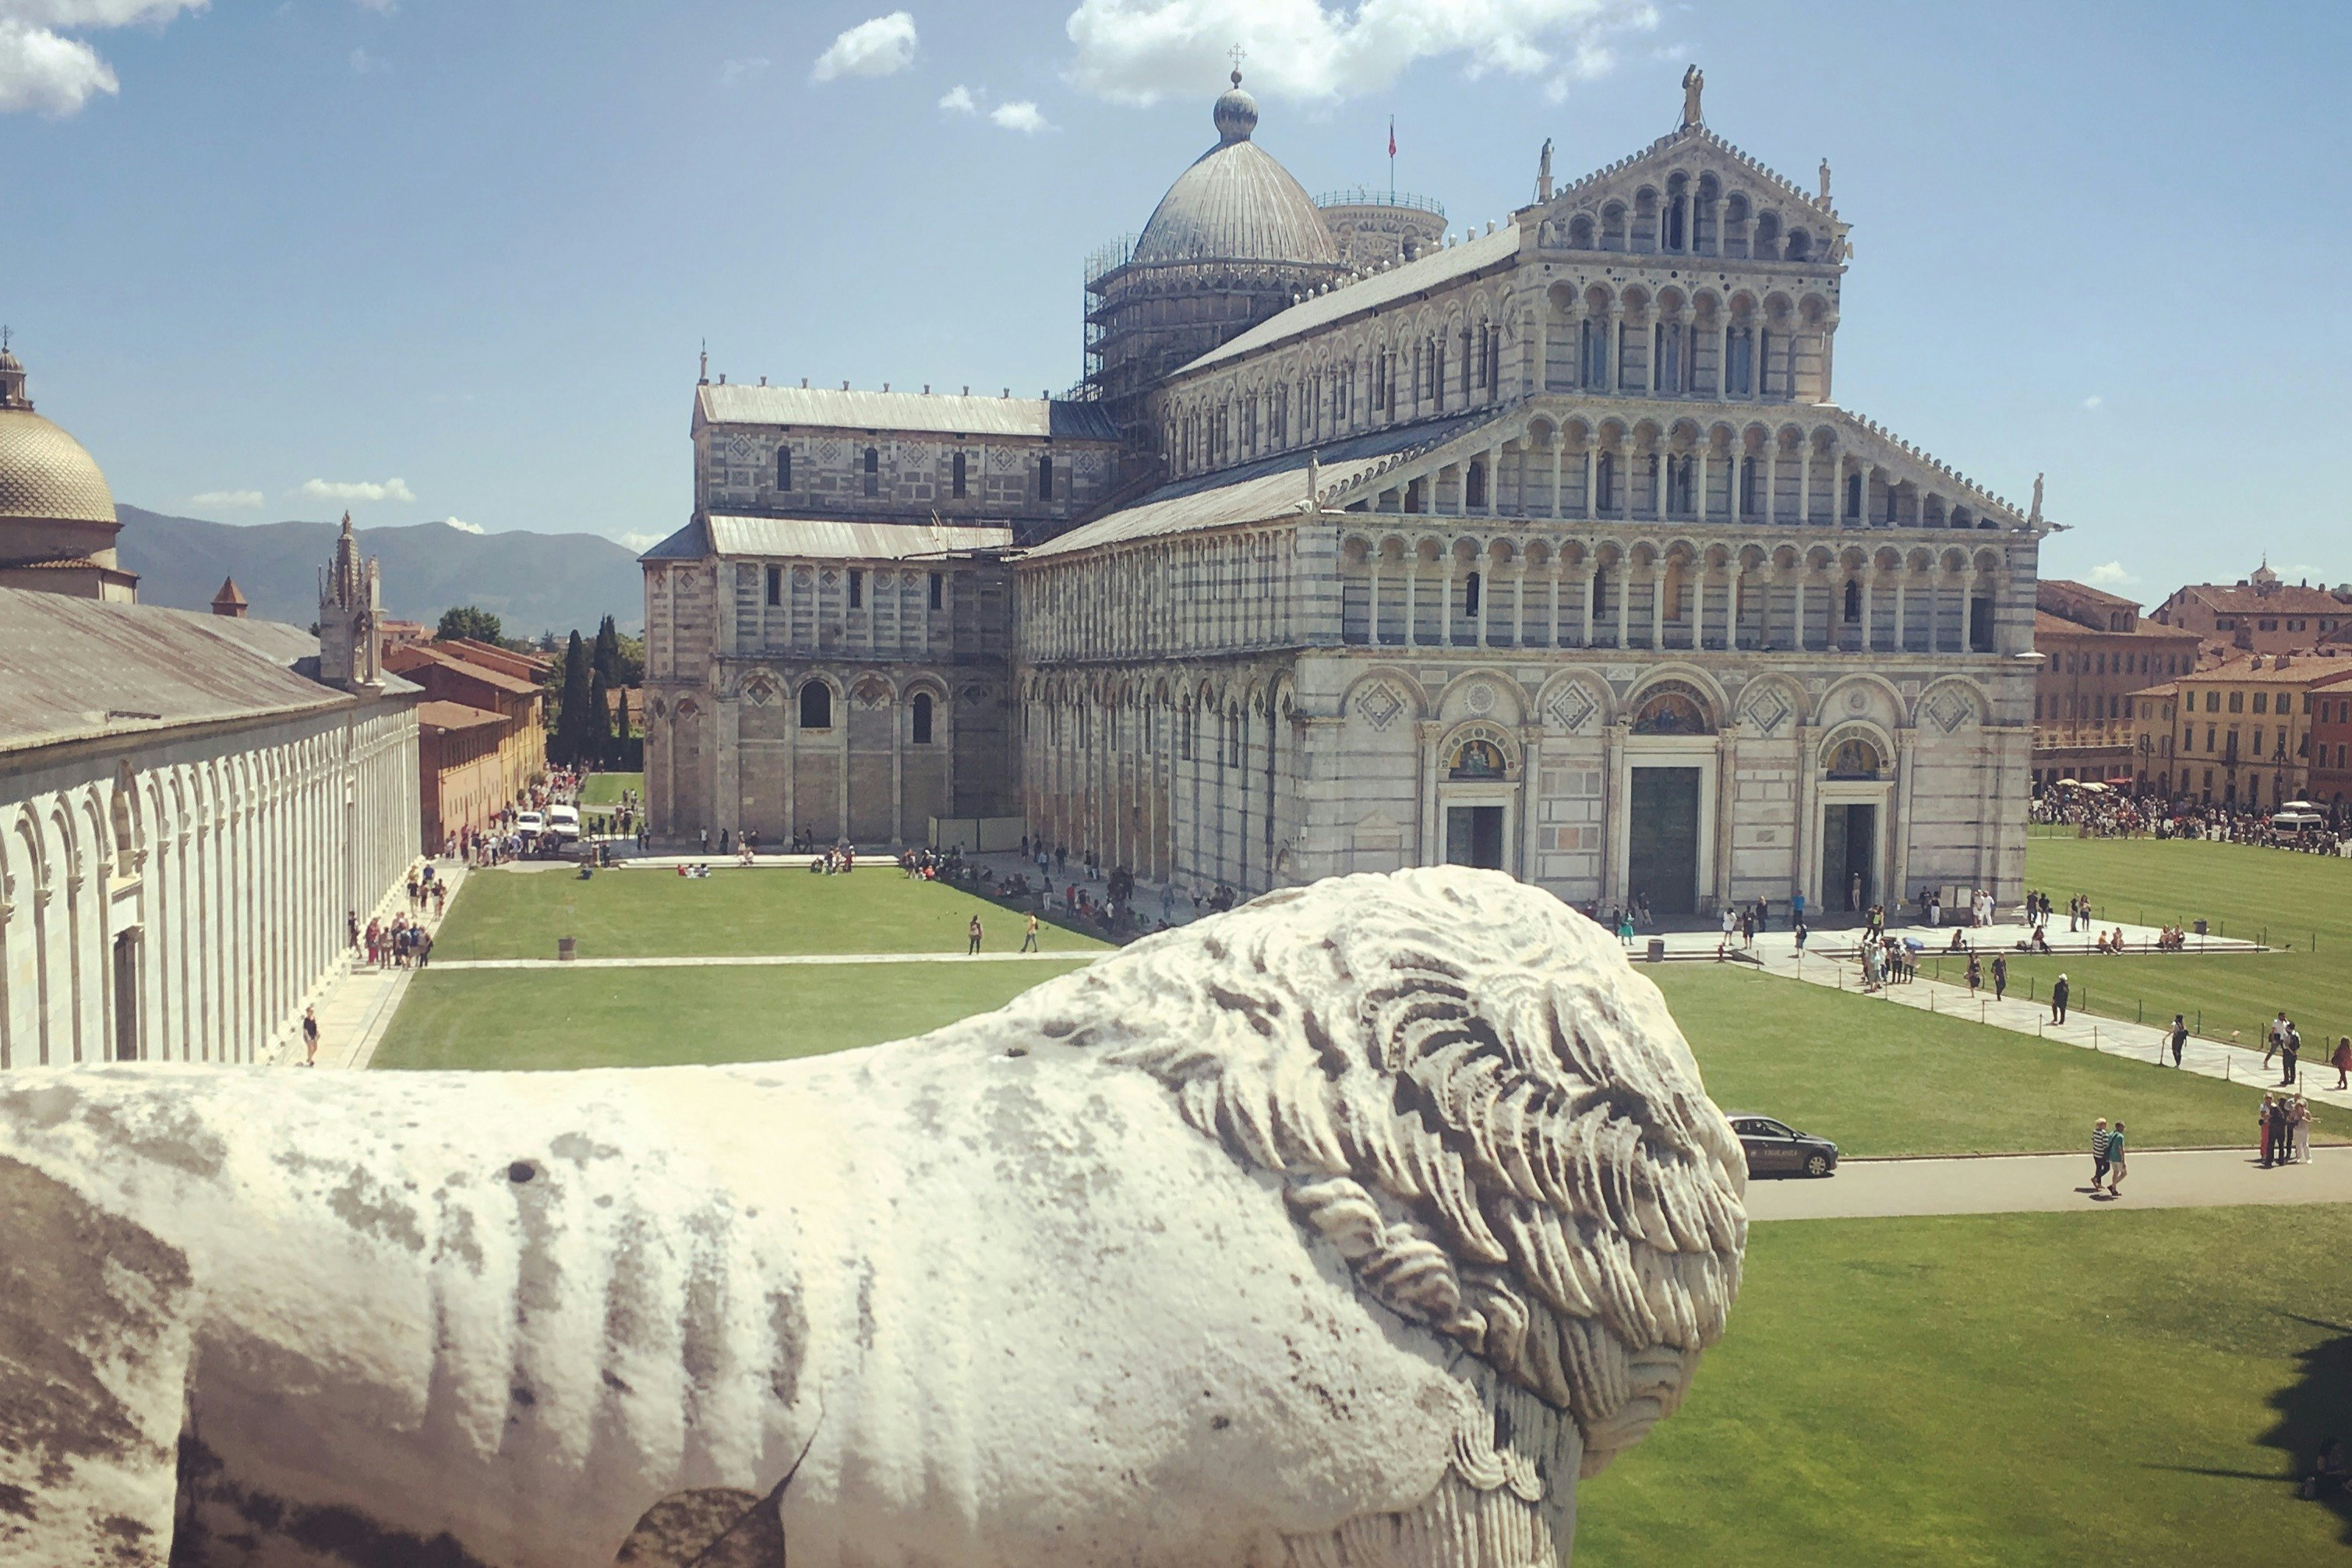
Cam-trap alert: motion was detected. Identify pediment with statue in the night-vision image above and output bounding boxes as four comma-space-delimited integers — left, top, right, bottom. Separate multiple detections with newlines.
1527, 113, 1850, 268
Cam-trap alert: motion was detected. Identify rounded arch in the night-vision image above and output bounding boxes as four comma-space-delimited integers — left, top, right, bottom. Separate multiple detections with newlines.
1626, 666, 1729, 734
1818, 720, 1895, 778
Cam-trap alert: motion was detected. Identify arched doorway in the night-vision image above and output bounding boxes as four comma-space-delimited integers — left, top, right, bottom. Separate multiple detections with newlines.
1625, 683, 1716, 917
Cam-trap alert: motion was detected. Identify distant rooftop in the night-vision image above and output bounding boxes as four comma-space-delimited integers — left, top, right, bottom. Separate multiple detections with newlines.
1313, 188, 1444, 216
696, 383, 1118, 443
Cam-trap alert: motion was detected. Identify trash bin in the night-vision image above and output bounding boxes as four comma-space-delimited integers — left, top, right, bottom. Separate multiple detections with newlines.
2192, 919, 2208, 937
1646, 937, 1666, 964
558, 936, 577, 962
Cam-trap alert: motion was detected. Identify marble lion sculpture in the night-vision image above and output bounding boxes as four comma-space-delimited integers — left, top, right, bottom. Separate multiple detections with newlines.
0, 867, 1746, 1568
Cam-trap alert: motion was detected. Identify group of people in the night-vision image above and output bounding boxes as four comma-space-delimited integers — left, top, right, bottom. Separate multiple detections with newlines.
2089, 1117, 2129, 1195
1919, 886, 2000, 927
2256, 1092, 2315, 1167
2033, 785, 2347, 856
359, 911, 433, 969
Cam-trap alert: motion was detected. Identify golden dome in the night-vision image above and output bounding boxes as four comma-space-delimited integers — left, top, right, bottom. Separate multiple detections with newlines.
0, 407, 117, 525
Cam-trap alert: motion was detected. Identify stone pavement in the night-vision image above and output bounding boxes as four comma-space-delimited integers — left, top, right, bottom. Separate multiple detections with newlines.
1728, 931, 2352, 1113
1746, 1146, 2352, 1221
288, 859, 468, 1071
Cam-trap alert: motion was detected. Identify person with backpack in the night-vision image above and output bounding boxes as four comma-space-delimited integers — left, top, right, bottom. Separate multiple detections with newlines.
2050, 972, 2070, 1024
1990, 953, 2008, 1001
2168, 1014, 2189, 1068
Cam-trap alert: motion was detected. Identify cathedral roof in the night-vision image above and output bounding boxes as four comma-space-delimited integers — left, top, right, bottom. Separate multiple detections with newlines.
1180, 221, 1522, 376
0, 408, 117, 527
696, 383, 1118, 443
1129, 75, 1339, 270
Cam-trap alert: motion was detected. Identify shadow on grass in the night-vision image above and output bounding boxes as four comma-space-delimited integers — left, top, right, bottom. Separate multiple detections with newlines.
2260, 1314, 2352, 1542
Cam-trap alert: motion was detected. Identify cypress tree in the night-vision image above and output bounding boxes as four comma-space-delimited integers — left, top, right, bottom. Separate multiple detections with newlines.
554, 630, 592, 766
592, 615, 621, 687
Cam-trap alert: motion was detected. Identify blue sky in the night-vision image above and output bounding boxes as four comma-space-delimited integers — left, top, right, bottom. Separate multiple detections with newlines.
3, 0, 2345, 599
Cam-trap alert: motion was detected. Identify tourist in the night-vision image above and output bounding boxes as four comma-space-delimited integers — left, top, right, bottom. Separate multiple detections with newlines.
2290, 1095, 2313, 1164
2050, 972, 2070, 1024
1721, 906, 1737, 946
2258, 1096, 2276, 1168
1022, 913, 1039, 952
2105, 1121, 2127, 1195
1991, 953, 2008, 1001
1793, 917, 1808, 956
1792, 888, 1806, 927
301, 1006, 320, 1068
2264, 1011, 2289, 1070
2302, 1438, 2350, 1500
2281, 1020, 2301, 1087
1965, 954, 1980, 995
2090, 1118, 2113, 1193
2169, 1014, 2189, 1068
1739, 906, 1755, 948
2333, 1034, 2352, 1090
967, 915, 983, 955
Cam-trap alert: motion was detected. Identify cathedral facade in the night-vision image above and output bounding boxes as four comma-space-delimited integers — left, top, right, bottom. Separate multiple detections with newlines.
645, 72, 2043, 916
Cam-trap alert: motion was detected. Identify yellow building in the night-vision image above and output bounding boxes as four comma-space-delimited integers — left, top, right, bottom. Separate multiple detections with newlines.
2152, 652, 2352, 806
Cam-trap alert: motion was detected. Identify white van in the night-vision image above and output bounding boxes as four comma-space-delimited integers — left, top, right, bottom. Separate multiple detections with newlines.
546, 805, 581, 843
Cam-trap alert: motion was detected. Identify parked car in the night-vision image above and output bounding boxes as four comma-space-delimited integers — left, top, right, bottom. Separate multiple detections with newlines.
546, 805, 581, 843
514, 810, 545, 842
1728, 1114, 1840, 1178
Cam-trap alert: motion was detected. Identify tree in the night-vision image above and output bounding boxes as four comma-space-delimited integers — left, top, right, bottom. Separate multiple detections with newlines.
586, 667, 614, 767
613, 630, 646, 687
592, 615, 622, 687
436, 605, 503, 645
553, 630, 592, 767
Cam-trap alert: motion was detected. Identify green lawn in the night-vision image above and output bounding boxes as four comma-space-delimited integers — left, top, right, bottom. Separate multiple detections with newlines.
1577, 1205, 2352, 1565
372, 960, 1091, 1070
432, 866, 1111, 961
1650, 966, 2350, 1153
2011, 836, 2352, 1062
577, 772, 641, 808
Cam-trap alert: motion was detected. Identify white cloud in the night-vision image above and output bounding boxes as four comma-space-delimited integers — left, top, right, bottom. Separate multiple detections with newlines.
348, 45, 387, 73
2082, 394, 2103, 411
441, 515, 483, 534
351, 0, 397, 12
810, 10, 916, 82
190, 488, 263, 510
1064, 0, 1658, 106
301, 476, 415, 503
938, 82, 975, 111
991, 98, 1051, 132
615, 531, 665, 552
0, 2, 213, 116
721, 55, 769, 87
2086, 561, 2137, 588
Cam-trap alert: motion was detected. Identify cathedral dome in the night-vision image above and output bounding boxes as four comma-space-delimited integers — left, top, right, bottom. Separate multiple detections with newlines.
0, 410, 117, 525
1130, 74, 1339, 269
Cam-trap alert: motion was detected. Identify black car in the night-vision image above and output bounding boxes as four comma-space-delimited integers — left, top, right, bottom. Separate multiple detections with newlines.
1729, 1114, 1840, 1178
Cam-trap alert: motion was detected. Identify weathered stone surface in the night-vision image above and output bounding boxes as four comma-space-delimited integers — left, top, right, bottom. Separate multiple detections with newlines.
0, 868, 1744, 1567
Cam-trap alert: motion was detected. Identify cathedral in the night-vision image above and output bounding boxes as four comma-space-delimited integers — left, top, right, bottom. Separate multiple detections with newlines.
642, 69, 2044, 918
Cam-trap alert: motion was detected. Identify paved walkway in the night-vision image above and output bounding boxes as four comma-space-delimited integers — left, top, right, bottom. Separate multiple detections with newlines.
285, 860, 468, 1071
1747, 1146, 2352, 1220
1736, 934, 2352, 1112
433, 951, 1104, 972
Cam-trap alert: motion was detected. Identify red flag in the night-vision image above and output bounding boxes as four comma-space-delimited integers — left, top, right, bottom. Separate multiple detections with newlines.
1388, 117, 1396, 158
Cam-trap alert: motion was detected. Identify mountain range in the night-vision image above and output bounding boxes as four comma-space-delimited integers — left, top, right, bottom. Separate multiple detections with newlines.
115, 508, 647, 636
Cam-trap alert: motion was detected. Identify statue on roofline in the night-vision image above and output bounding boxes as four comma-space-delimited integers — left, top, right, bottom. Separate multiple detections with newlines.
1681, 63, 1704, 127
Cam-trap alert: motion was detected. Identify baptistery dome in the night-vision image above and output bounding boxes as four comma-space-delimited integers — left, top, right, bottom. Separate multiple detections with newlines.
0, 344, 136, 601
1131, 73, 1340, 268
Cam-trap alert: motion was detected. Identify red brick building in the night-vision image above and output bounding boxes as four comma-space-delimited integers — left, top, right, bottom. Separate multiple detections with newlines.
2030, 580, 2201, 786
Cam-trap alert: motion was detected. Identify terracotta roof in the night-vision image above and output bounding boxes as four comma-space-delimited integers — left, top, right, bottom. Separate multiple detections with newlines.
2039, 577, 2139, 610
416, 699, 507, 733
385, 642, 544, 696
211, 575, 247, 607
2182, 653, 2352, 685
2031, 609, 2196, 641
2128, 682, 2179, 700
2166, 582, 2348, 616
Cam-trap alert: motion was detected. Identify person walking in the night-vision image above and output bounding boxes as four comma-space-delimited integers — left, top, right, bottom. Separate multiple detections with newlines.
2050, 972, 2070, 1025
1965, 954, 1981, 995
301, 1006, 320, 1068
2264, 1011, 2288, 1070
2169, 1014, 2189, 1068
1990, 953, 2008, 1002
1793, 916, 1809, 957
2105, 1121, 2128, 1195
1021, 912, 1039, 952
2281, 1021, 2301, 1087
2333, 1034, 2352, 1091
966, 915, 984, 955
2089, 1117, 2114, 1193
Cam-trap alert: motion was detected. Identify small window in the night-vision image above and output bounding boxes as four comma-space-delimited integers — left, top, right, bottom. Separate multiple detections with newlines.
864, 446, 879, 496
1465, 461, 1485, 509
928, 570, 944, 611
1039, 453, 1054, 500
1843, 581, 1862, 623
765, 565, 782, 606
2228, 691, 2242, 713
849, 568, 863, 609
776, 447, 793, 489
2253, 691, 2267, 714
952, 450, 967, 499
1464, 570, 1482, 617
912, 692, 934, 745
799, 683, 832, 729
